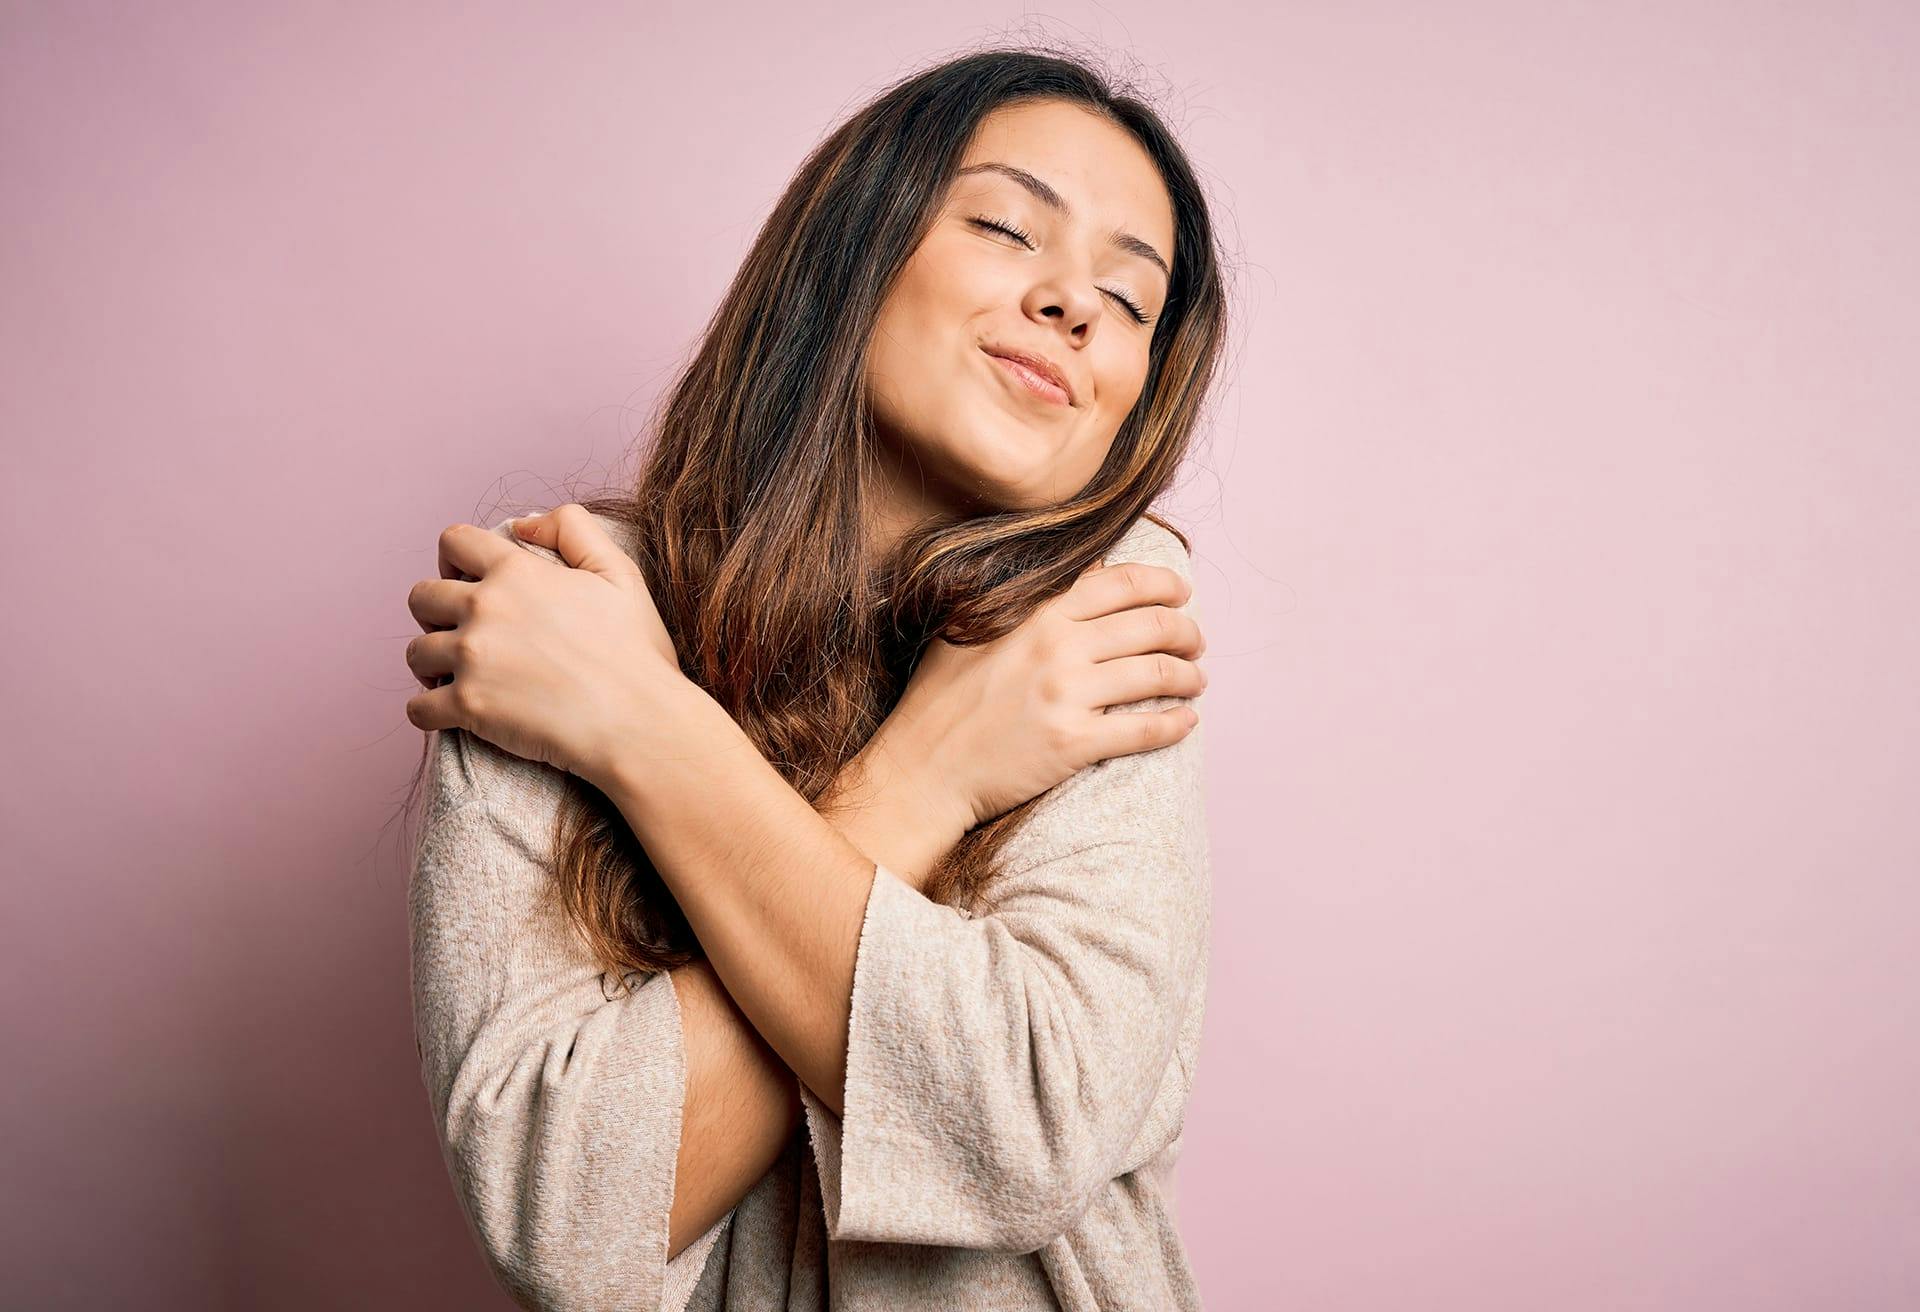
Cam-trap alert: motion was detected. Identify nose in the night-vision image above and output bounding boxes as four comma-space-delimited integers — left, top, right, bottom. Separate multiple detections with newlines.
1025, 274, 1103, 344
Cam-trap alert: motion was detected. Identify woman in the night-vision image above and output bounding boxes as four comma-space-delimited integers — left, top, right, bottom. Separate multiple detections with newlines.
403, 46, 1227, 1311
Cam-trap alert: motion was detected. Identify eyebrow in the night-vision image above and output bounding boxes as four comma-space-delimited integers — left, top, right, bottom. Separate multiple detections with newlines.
953, 161, 1172, 283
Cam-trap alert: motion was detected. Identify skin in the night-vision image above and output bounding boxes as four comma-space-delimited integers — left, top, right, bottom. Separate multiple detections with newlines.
404, 98, 1200, 1263
863, 96, 1177, 546
663, 100, 1183, 1258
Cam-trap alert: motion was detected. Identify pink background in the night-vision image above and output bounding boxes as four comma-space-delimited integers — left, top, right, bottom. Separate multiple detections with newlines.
4, 3, 1916, 1308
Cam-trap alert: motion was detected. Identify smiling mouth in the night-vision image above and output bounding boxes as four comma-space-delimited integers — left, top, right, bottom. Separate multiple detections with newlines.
983, 349, 1073, 408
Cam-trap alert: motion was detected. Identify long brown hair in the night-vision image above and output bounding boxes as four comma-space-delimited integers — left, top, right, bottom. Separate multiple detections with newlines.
402, 44, 1231, 983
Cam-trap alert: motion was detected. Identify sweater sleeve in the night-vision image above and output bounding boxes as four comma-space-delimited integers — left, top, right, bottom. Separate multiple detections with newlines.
797, 522, 1212, 1255
408, 714, 732, 1310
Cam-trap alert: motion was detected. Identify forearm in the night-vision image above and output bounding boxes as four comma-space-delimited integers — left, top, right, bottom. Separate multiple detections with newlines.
594, 683, 966, 1118
665, 956, 798, 1261
664, 723, 971, 1255
817, 720, 975, 891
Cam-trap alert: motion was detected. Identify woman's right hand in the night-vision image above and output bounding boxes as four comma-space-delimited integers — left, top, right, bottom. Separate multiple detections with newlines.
882, 559, 1207, 831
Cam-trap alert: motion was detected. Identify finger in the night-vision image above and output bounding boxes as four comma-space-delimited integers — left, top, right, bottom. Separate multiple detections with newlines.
406, 577, 475, 633
404, 630, 462, 690
404, 684, 465, 732
1059, 561, 1192, 622
1085, 703, 1199, 761
1090, 652, 1207, 707
1079, 604, 1204, 663
511, 503, 641, 584
437, 520, 527, 584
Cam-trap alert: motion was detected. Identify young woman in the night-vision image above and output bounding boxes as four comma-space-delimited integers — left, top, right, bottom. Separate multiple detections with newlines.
402, 47, 1227, 1312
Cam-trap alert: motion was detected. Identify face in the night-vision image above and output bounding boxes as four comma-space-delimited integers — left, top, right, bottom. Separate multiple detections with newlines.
863, 98, 1176, 533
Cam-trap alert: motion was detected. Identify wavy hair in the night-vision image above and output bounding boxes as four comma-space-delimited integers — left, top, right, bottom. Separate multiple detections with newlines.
402, 43, 1230, 983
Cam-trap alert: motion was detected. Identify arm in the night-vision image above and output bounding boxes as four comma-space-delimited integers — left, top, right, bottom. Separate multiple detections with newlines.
412, 682, 974, 1304
588, 526, 1209, 1254
411, 511, 981, 1304
666, 725, 972, 1258
409, 727, 724, 1312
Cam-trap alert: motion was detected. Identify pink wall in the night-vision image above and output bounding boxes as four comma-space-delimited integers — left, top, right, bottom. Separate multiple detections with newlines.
4, 3, 1915, 1307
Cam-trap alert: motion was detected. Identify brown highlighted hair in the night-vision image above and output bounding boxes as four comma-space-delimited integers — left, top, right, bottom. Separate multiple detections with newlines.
403, 43, 1230, 982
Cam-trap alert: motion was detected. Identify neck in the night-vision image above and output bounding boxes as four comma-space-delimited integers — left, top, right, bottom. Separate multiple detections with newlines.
863, 435, 965, 560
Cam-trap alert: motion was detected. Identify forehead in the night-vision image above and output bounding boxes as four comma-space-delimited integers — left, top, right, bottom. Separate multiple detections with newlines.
952, 100, 1175, 266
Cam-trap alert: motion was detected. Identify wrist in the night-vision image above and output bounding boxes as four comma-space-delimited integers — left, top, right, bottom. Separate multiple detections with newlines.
869, 718, 978, 834
827, 725, 975, 888
583, 674, 742, 804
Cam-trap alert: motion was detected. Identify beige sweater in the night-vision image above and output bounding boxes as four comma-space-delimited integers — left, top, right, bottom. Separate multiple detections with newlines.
408, 513, 1212, 1311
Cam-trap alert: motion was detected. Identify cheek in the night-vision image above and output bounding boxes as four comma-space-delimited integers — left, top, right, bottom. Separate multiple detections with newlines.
867, 298, 935, 401
888, 244, 973, 327
870, 273, 963, 385
1095, 352, 1152, 428
1060, 355, 1149, 476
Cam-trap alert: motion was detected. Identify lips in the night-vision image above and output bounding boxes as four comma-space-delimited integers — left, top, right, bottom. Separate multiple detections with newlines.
982, 345, 1076, 407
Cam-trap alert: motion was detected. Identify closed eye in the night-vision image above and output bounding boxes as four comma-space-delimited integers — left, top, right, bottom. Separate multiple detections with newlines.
968, 216, 1155, 325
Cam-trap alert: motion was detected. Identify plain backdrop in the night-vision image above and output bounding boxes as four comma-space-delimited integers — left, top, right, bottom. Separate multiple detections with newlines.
3, 2, 1915, 1308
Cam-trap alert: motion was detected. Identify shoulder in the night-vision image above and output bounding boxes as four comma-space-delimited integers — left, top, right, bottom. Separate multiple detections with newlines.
1002, 513, 1208, 875
1100, 514, 1193, 579
424, 721, 567, 836
1099, 514, 1200, 624
420, 507, 639, 827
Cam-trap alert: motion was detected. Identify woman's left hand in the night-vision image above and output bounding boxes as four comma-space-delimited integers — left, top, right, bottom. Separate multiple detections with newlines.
403, 503, 685, 785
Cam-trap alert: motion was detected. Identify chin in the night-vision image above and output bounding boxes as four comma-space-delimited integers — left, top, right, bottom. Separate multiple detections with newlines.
963, 478, 1057, 514
948, 466, 1042, 513
956, 426, 1056, 491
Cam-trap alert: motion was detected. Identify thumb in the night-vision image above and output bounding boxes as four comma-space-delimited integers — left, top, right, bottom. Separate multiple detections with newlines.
512, 504, 641, 584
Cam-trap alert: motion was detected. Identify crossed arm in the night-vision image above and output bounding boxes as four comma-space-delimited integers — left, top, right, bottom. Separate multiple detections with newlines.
663, 730, 970, 1259
409, 517, 1207, 1309
408, 713, 979, 1304
600, 648, 1208, 1267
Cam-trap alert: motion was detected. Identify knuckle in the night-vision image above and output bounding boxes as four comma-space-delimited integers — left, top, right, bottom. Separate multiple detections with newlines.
450, 682, 482, 719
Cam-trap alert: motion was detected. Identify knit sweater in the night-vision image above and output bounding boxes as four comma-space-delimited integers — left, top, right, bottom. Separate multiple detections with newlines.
408, 511, 1212, 1311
